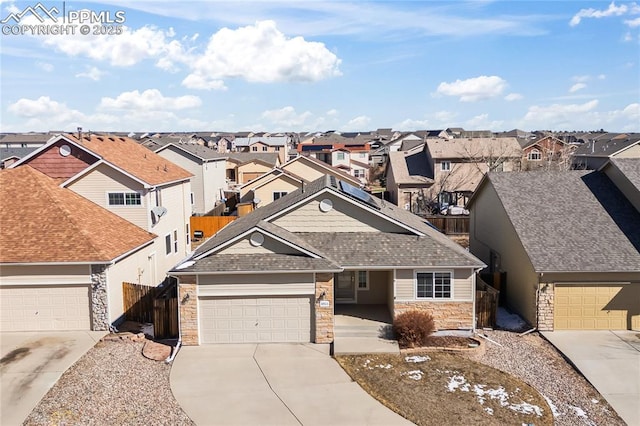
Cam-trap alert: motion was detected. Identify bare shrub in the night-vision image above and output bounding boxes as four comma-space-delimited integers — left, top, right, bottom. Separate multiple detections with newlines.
393, 310, 436, 348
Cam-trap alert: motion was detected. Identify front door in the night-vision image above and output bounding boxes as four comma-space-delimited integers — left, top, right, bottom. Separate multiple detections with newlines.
335, 272, 356, 303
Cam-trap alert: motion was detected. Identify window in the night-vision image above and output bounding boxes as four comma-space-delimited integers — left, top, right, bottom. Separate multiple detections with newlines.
441, 161, 451, 172
354, 169, 365, 178
251, 146, 258, 152
357, 271, 369, 290
154, 189, 162, 207
190, 193, 194, 205
416, 272, 452, 299
165, 234, 171, 255
173, 230, 178, 253
273, 191, 288, 201
337, 152, 345, 160
528, 149, 541, 161
359, 153, 367, 158
262, 146, 268, 151
186, 223, 190, 245
274, 146, 281, 151
108, 192, 141, 206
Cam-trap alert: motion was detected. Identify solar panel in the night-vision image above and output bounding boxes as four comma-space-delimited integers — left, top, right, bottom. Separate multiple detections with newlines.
338, 180, 380, 210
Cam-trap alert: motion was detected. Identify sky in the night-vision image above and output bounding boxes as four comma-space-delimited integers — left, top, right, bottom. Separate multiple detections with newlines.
0, 1, 639, 133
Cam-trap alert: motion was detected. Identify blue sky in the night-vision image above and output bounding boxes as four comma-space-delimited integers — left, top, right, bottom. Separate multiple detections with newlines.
1, 1, 638, 133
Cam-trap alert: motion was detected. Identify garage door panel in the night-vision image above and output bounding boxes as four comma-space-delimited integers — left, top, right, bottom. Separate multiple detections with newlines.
0, 285, 91, 332
200, 296, 311, 344
554, 284, 636, 330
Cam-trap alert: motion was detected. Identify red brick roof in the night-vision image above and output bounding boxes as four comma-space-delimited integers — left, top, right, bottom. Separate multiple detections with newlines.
0, 166, 155, 263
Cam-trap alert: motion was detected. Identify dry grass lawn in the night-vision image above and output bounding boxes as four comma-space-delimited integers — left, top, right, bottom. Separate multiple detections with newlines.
336, 351, 553, 426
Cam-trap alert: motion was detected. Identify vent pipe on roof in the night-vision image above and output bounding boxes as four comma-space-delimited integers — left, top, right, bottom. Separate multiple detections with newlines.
77, 127, 82, 141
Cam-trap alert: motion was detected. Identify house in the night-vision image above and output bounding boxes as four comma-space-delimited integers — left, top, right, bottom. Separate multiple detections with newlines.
281, 155, 362, 187
521, 135, 575, 171
424, 137, 522, 209
468, 161, 640, 331
0, 147, 37, 169
385, 144, 434, 214
572, 133, 640, 169
297, 134, 372, 184
234, 136, 290, 163
1, 132, 53, 148
0, 166, 156, 331
11, 133, 194, 287
225, 153, 280, 188
169, 175, 485, 345
153, 143, 227, 215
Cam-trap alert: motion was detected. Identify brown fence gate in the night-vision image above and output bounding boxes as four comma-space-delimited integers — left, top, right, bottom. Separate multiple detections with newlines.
122, 280, 178, 339
475, 276, 499, 328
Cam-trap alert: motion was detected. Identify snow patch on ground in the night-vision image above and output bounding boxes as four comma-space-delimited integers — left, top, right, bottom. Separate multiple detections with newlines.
496, 307, 528, 331
484, 407, 494, 415
405, 355, 430, 363
543, 394, 561, 417
376, 364, 392, 369
447, 374, 543, 417
570, 405, 596, 426
362, 360, 392, 370
401, 370, 423, 380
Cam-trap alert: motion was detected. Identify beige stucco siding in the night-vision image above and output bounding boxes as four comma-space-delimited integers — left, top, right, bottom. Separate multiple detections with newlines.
282, 160, 326, 181
218, 234, 301, 255
356, 270, 389, 304
616, 144, 640, 158
252, 176, 301, 207
394, 268, 473, 302
197, 273, 315, 296
67, 163, 148, 229
470, 183, 539, 325
238, 161, 272, 183
272, 193, 407, 233
0, 265, 91, 286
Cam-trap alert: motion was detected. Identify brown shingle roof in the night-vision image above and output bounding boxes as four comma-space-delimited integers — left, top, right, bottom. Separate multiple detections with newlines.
65, 133, 193, 186
0, 166, 155, 263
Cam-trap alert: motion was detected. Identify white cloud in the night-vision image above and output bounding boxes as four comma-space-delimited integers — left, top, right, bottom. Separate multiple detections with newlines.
435, 75, 507, 102
522, 100, 599, 128
625, 17, 640, 27
261, 106, 313, 128
76, 66, 106, 81
597, 74, 607, 80
505, 93, 523, 101
572, 75, 590, 83
36, 61, 53, 72
326, 109, 339, 117
569, 83, 587, 93
570, 2, 633, 26
99, 89, 201, 111
434, 111, 458, 123
465, 113, 504, 130
342, 115, 371, 131
182, 20, 341, 90
395, 118, 432, 130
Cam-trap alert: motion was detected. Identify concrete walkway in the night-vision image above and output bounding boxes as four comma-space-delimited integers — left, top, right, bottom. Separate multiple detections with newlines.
542, 330, 640, 426
334, 304, 400, 355
170, 343, 413, 425
0, 331, 107, 426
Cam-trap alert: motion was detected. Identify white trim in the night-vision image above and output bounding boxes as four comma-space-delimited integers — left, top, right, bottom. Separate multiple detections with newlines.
164, 233, 172, 256
194, 225, 324, 260
61, 159, 150, 189
272, 190, 289, 201
105, 190, 144, 207
414, 270, 454, 300
471, 270, 477, 330
356, 270, 369, 291
173, 229, 179, 253
264, 187, 426, 237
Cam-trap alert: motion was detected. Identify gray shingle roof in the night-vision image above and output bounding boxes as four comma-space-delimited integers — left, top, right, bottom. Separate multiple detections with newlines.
226, 152, 279, 166
610, 158, 640, 192
573, 135, 640, 157
1, 147, 37, 161
485, 170, 640, 273
160, 143, 226, 160
179, 253, 340, 273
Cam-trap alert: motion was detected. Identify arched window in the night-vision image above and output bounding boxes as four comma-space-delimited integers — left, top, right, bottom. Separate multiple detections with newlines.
528, 149, 541, 161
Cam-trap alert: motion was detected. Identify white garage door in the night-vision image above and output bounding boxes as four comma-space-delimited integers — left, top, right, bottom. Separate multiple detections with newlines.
199, 296, 311, 344
0, 285, 91, 332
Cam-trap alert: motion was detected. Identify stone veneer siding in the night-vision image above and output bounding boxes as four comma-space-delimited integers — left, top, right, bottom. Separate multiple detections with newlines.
178, 277, 199, 345
314, 273, 334, 343
537, 283, 554, 331
90, 264, 109, 331
394, 301, 474, 330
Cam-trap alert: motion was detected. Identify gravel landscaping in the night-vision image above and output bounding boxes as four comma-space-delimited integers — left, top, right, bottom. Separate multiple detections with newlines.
466, 330, 625, 426
24, 339, 193, 426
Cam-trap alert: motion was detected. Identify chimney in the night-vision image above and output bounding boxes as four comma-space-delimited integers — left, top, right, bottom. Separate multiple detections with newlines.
77, 127, 83, 141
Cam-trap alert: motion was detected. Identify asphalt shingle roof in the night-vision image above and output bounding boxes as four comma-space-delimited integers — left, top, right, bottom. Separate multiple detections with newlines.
610, 158, 640, 192
485, 170, 640, 273
178, 253, 340, 273
0, 166, 155, 263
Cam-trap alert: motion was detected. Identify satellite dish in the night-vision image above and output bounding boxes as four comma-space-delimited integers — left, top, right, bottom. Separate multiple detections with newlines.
253, 197, 261, 205
152, 206, 168, 217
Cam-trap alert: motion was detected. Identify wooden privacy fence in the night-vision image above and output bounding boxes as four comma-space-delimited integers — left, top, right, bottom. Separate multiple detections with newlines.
476, 276, 499, 328
422, 215, 469, 235
190, 215, 236, 239
122, 281, 178, 339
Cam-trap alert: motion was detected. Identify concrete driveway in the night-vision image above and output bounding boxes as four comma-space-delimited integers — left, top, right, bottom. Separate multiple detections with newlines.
542, 330, 640, 426
0, 331, 107, 426
171, 343, 413, 425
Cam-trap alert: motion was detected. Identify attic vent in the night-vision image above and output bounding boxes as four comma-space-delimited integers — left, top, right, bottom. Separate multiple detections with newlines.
97, 137, 104, 142
109, 137, 115, 142
119, 137, 125, 142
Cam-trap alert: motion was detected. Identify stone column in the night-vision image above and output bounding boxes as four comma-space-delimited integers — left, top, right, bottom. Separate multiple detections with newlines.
90, 264, 110, 331
314, 273, 334, 343
537, 283, 554, 331
178, 276, 199, 345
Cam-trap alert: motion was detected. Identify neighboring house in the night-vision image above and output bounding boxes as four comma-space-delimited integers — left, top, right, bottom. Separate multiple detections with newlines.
572, 134, 640, 169
521, 135, 575, 171
239, 169, 304, 205
225, 153, 280, 188
1, 132, 53, 148
468, 161, 640, 331
281, 155, 362, 187
234, 136, 290, 163
297, 134, 372, 183
385, 144, 434, 213
0, 166, 156, 332
154, 143, 228, 215
424, 137, 522, 208
0, 147, 37, 169
11, 133, 194, 287
170, 175, 485, 345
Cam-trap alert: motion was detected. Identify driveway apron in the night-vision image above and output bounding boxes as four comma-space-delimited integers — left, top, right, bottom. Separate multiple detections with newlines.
170, 343, 413, 425
542, 330, 640, 426
0, 331, 107, 426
